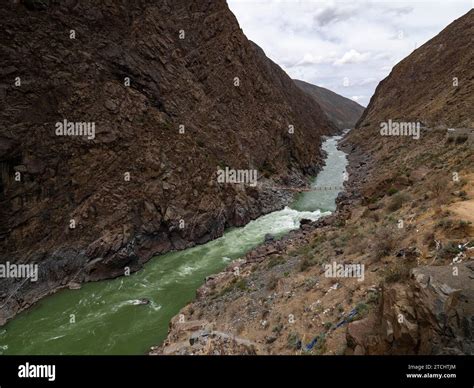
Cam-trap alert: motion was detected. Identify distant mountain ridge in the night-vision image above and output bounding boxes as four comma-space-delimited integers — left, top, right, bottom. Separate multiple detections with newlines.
294, 79, 365, 130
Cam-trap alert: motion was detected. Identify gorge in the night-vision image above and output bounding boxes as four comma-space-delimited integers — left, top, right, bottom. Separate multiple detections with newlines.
0, 1, 472, 358
0, 135, 347, 354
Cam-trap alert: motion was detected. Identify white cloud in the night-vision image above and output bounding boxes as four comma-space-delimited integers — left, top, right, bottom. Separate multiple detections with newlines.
354, 77, 378, 86
294, 52, 337, 66
334, 49, 370, 65
313, 5, 354, 26
228, 0, 472, 107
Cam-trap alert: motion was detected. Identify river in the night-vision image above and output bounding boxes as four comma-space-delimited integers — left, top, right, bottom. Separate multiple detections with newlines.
0, 134, 348, 355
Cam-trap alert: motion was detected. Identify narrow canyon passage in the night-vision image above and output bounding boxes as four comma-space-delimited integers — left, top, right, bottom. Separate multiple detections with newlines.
0, 135, 348, 355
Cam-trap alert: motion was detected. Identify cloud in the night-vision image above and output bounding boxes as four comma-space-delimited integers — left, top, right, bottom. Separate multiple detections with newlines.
293, 53, 336, 67
353, 77, 379, 86
313, 6, 354, 26
386, 6, 414, 16
334, 49, 370, 65
228, 0, 472, 107
351, 96, 365, 103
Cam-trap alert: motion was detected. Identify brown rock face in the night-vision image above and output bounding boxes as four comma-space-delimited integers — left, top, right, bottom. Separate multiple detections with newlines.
347, 263, 474, 355
343, 9, 474, 355
294, 79, 365, 130
343, 11, 474, 194
0, 1, 336, 323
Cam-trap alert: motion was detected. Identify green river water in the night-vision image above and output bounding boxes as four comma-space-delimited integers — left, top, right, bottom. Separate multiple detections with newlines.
0, 135, 348, 355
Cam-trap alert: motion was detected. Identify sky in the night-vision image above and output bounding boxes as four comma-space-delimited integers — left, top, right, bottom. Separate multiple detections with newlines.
227, 0, 473, 107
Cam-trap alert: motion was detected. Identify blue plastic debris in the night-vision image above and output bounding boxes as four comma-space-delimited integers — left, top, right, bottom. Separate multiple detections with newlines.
347, 308, 357, 319
305, 337, 318, 350
306, 308, 359, 350
336, 308, 357, 329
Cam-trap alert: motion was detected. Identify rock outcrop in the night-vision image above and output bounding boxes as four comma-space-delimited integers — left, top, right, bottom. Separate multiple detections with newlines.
0, 0, 337, 324
347, 263, 474, 355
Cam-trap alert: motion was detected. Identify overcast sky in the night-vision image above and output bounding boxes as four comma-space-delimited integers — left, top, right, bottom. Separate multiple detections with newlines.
227, 0, 472, 106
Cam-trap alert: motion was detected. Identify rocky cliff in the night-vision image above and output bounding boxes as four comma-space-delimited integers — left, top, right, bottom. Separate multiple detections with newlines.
154, 10, 473, 355
294, 79, 365, 130
0, 0, 337, 324
342, 8, 474, 356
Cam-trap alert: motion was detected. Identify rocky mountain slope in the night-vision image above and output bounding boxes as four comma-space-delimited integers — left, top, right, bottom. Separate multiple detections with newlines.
294, 79, 365, 130
0, 0, 338, 324
154, 10, 473, 355
355, 10, 473, 130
